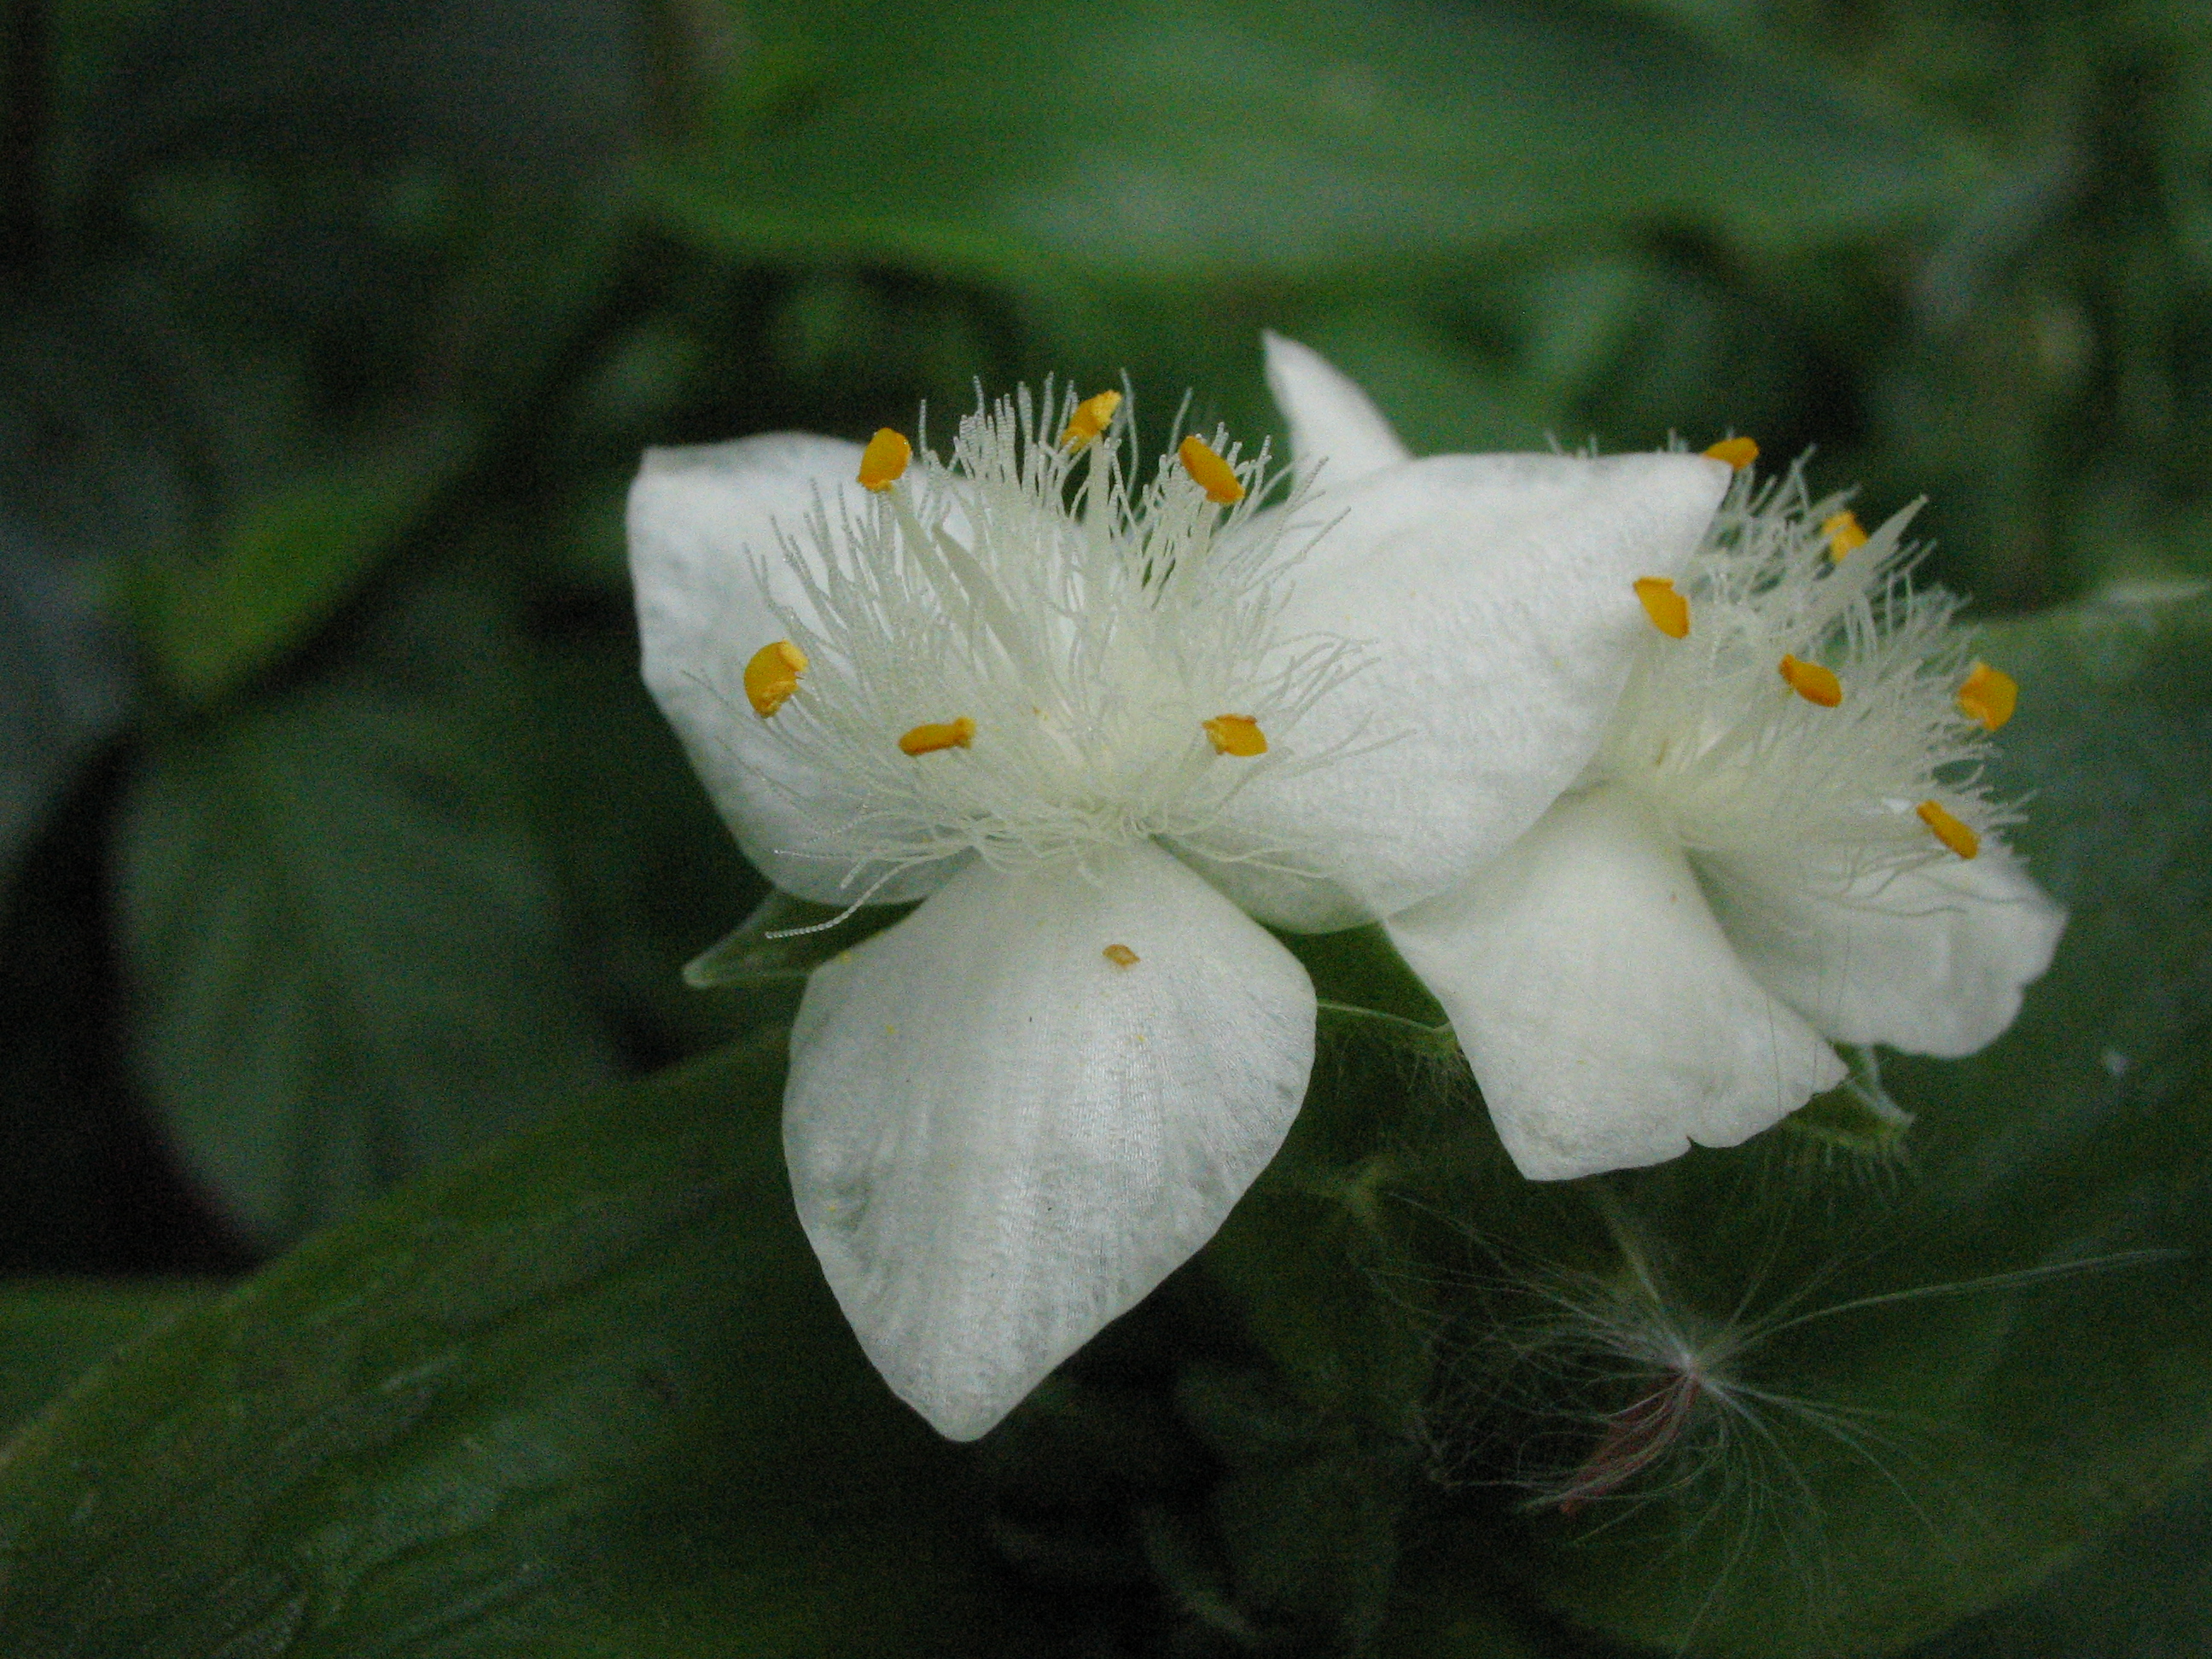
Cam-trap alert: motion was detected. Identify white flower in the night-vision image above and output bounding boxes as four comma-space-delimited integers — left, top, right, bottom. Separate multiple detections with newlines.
627, 337, 1728, 1438
1387, 453, 2068, 1180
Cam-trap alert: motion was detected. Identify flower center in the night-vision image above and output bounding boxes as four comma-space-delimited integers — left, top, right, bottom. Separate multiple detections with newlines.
747, 387, 1357, 883
1604, 460, 2008, 879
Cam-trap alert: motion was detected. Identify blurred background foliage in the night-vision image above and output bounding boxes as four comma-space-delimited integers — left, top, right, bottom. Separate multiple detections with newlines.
0, 0, 2208, 1653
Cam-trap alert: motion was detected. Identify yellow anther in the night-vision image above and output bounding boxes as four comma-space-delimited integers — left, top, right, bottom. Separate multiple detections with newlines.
1703, 436, 1759, 470
742, 639, 809, 718
1178, 435, 1245, 504
1633, 576, 1690, 639
1778, 653, 1842, 707
1822, 509, 1868, 562
1957, 661, 2017, 731
1062, 390, 1123, 450
859, 428, 911, 492
1103, 943, 1139, 968
898, 717, 975, 756
1917, 800, 1980, 860
1202, 714, 1266, 757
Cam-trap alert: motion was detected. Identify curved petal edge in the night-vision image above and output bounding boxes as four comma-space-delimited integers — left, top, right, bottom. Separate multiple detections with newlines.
1387, 786, 1843, 1180
784, 842, 1317, 1440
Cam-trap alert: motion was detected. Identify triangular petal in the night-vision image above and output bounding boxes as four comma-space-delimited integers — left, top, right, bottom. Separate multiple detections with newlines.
1699, 844, 2066, 1058
1386, 785, 1842, 1180
1204, 450, 1732, 924
1263, 331, 1412, 487
784, 841, 1317, 1441
629, 435, 963, 905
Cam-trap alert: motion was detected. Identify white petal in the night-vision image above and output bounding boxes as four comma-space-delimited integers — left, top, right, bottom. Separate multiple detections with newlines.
1206, 450, 1732, 926
1386, 786, 1843, 1180
784, 841, 1316, 1441
1263, 331, 1412, 487
628, 435, 962, 905
1699, 844, 2066, 1059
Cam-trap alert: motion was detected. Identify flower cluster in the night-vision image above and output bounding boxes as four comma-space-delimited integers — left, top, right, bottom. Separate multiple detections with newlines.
1388, 458, 2064, 1179
628, 336, 2061, 1440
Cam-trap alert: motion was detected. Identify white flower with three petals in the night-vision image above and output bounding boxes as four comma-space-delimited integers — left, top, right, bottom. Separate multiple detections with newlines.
1386, 435, 2067, 1181
626, 335, 1728, 1439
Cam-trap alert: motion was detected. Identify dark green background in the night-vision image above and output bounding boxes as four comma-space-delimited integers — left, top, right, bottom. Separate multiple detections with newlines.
1, 0, 2207, 1651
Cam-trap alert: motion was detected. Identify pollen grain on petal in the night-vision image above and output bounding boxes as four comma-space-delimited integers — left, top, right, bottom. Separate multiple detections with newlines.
1822, 509, 1868, 561
859, 428, 912, 492
1703, 435, 1759, 470
1917, 799, 1980, 860
1103, 943, 1139, 968
1178, 435, 1246, 504
1062, 390, 1123, 450
1778, 653, 1842, 707
1957, 661, 2017, 731
1203, 713, 1267, 756
899, 716, 976, 756
1633, 576, 1691, 639
743, 639, 808, 718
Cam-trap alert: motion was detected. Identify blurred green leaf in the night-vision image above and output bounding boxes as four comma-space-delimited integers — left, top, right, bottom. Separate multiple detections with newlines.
1910, 1460, 2212, 1658
125, 426, 476, 703
0, 1037, 1046, 1656
653, 0, 1979, 289
0, 525, 133, 886
115, 579, 619, 1249
1403, 591, 2212, 1655
37, 0, 647, 704
0, 1282, 212, 1436
518, 632, 770, 1062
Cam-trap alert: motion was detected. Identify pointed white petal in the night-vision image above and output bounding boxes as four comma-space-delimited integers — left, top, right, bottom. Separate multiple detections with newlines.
629, 435, 962, 905
1700, 844, 2066, 1058
1263, 331, 1412, 487
1386, 786, 1843, 1180
784, 841, 1316, 1441
1205, 450, 1732, 926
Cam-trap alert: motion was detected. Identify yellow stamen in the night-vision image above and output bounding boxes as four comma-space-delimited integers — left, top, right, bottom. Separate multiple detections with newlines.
1633, 576, 1690, 639
1202, 713, 1266, 756
1822, 509, 1868, 562
1778, 653, 1842, 707
1957, 661, 2017, 731
898, 717, 975, 756
1703, 436, 1759, 470
1917, 800, 1980, 860
742, 639, 809, 718
1178, 435, 1245, 504
859, 428, 911, 492
1062, 390, 1123, 450
1103, 944, 1139, 968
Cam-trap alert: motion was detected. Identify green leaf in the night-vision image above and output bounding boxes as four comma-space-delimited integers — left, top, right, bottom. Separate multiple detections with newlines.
0, 523, 133, 888
125, 427, 477, 704
1912, 1460, 2212, 1657
115, 579, 619, 1249
515, 631, 767, 1062
1414, 592, 2212, 1655
0, 1039, 1043, 1656
652, 0, 1978, 289
0, 1282, 213, 1437
65, 0, 644, 704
